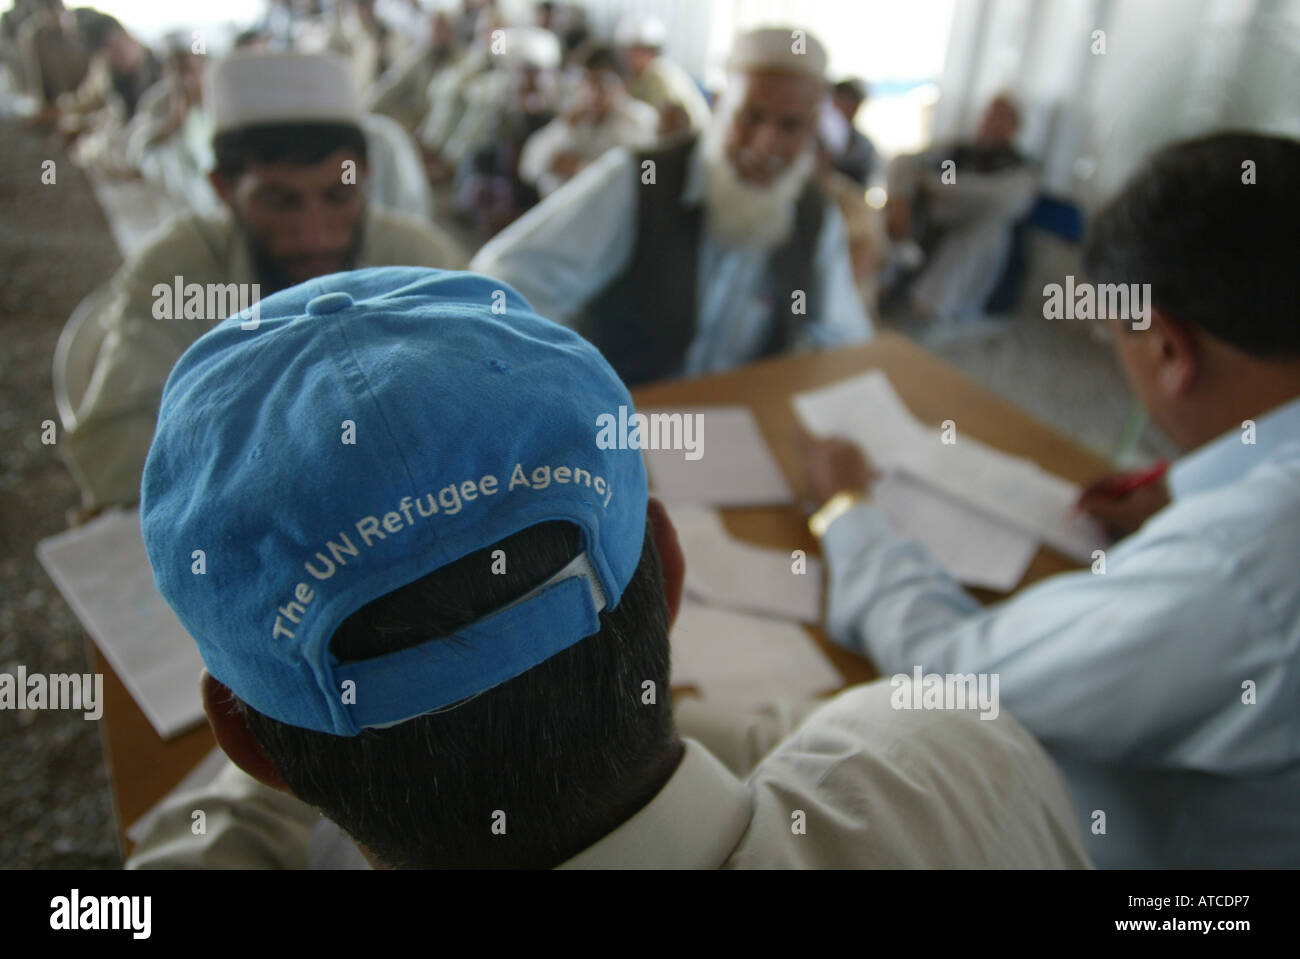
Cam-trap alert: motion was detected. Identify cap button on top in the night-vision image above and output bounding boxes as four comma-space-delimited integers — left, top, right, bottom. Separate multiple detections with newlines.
306, 292, 355, 316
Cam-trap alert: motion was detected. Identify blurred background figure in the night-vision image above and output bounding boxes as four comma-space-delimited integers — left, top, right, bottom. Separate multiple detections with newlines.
124, 43, 218, 213
65, 10, 160, 121
824, 77, 876, 186
365, 8, 461, 134
816, 136, 885, 318
881, 93, 1037, 326
445, 24, 561, 236
311, 0, 395, 90
51, 11, 160, 173
417, 3, 503, 182
519, 43, 656, 197
616, 11, 708, 139
10, 0, 89, 120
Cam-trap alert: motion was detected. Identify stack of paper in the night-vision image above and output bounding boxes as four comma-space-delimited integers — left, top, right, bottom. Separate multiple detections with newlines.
669, 505, 823, 622
793, 370, 1108, 567
870, 475, 1037, 591
642, 405, 793, 506
670, 600, 843, 706
36, 509, 205, 739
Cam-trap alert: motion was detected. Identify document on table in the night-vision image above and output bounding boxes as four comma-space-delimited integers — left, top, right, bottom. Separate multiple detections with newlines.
871, 475, 1037, 591
642, 405, 793, 506
793, 370, 1108, 563
668, 505, 822, 622
36, 509, 205, 739
670, 600, 842, 706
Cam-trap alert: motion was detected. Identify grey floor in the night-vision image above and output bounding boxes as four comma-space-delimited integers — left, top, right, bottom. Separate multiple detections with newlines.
1, 119, 1177, 868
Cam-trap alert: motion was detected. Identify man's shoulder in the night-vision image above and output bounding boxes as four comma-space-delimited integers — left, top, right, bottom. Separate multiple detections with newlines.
364, 208, 467, 269
729, 680, 1090, 867
122, 210, 233, 278
1140, 448, 1300, 569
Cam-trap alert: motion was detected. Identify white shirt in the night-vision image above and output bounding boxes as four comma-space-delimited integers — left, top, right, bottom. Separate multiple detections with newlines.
518, 97, 658, 197
821, 396, 1300, 867
127, 679, 1090, 869
470, 140, 873, 379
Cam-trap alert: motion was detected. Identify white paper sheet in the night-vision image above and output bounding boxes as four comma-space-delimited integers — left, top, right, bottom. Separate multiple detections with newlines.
670, 600, 843, 706
36, 509, 205, 739
871, 475, 1037, 591
642, 405, 793, 506
793, 370, 1108, 563
669, 505, 822, 622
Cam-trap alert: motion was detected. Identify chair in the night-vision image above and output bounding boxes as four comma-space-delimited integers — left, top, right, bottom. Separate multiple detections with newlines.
52, 283, 115, 434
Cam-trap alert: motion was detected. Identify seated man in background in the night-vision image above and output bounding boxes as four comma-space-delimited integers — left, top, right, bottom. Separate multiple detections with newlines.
125, 46, 220, 215
800, 132, 1300, 867
58, 10, 160, 126
365, 8, 461, 134
14, 0, 90, 120
826, 77, 876, 187
615, 13, 710, 139
881, 94, 1037, 324
63, 51, 465, 510
518, 44, 657, 198
472, 26, 872, 388
130, 265, 1089, 870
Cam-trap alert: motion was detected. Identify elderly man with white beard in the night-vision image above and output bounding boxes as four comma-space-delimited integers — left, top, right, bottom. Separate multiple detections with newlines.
469, 26, 872, 387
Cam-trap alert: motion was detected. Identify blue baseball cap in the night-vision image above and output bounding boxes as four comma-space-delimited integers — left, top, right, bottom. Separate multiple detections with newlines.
141, 267, 649, 735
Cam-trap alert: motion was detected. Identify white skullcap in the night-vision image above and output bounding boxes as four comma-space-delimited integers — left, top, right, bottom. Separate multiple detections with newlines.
727, 26, 828, 80
615, 13, 667, 49
206, 51, 361, 133
501, 26, 561, 69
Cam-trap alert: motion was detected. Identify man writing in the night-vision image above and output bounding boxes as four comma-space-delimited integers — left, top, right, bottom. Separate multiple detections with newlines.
800, 132, 1300, 867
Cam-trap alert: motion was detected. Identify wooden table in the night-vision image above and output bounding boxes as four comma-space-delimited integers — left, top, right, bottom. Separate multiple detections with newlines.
91, 331, 1113, 855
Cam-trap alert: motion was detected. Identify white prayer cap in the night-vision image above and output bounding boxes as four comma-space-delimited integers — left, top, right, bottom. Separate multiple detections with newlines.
501, 26, 561, 70
206, 51, 361, 134
615, 13, 667, 49
727, 26, 828, 80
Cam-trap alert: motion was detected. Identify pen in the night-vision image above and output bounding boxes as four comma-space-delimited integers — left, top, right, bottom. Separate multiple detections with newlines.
1082, 460, 1169, 502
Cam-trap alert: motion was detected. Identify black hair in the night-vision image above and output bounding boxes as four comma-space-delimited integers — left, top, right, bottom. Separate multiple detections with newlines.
583, 44, 621, 76
832, 78, 867, 105
233, 518, 676, 869
212, 122, 368, 182
79, 10, 123, 51
1082, 131, 1300, 357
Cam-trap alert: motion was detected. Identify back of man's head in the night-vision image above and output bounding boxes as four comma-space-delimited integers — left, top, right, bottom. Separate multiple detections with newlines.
1083, 131, 1300, 358
235, 517, 674, 869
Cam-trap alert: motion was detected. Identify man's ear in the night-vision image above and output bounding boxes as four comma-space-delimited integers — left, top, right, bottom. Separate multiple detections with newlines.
208, 170, 233, 205
201, 670, 291, 793
1148, 305, 1200, 397
647, 497, 684, 629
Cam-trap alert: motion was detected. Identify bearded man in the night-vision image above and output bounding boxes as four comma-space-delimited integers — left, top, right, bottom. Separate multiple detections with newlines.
63, 50, 465, 510
470, 26, 872, 387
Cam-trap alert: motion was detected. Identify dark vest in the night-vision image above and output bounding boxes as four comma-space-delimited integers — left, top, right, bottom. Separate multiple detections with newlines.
575, 136, 825, 387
